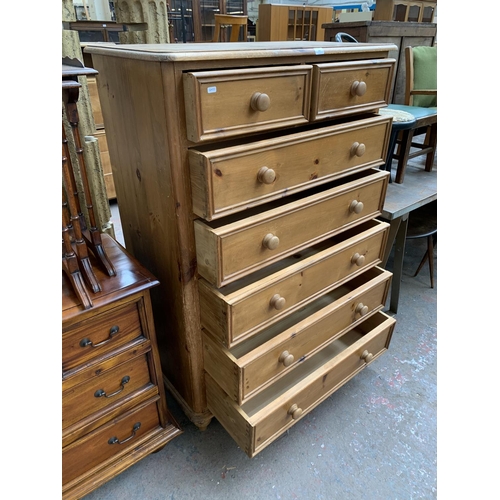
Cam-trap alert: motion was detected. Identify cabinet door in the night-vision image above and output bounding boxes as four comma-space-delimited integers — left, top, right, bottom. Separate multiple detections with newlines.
196, 0, 247, 42
169, 0, 195, 43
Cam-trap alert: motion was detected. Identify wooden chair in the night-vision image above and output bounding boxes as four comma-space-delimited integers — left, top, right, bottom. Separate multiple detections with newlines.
212, 14, 248, 42
386, 45, 437, 183
334, 32, 359, 43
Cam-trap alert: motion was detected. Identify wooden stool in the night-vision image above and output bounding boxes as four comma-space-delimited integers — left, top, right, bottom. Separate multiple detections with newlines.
212, 14, 248, 42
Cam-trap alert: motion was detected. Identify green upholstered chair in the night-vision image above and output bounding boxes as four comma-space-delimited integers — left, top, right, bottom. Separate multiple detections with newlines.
386, 45, 437, 183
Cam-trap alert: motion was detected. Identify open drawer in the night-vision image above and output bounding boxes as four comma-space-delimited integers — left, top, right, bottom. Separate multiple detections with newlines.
199, 219, 389, 348
195, 168, 389, 288
204, 266, 392, 405
206, 311, 396, 457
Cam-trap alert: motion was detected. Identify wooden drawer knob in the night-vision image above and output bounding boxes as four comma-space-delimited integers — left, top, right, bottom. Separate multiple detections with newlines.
258, 166, 276, 184
350, 142, 366, 157
279, 350, 294, 367
270, 293, 286, 310
250, 92, 271, 112
351, 252, 365, 266
349, 200, 364, 214
287, 403, 303, 420
263, 233, 280, 250
350, 80, 367, 97
355, 303, 369, 316
361, 350, 374, 363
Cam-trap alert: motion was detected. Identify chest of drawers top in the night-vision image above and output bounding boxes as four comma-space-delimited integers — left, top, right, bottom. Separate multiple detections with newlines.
86, 41, 397, 61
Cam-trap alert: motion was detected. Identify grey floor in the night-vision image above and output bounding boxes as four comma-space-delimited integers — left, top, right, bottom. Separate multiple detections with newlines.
87, 156, 437, 500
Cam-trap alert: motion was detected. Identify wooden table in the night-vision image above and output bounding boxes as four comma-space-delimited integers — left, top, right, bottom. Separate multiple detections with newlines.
379, 165, 437, 313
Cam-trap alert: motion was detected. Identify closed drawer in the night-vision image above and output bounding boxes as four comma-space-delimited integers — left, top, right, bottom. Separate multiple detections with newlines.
189, 115, 392, 220
206, 311, 396, 457
183, 66, 312, 143
311, 59, 395, 121
62, 351, 155, 430
62, 397, 162, 487
200, 219, 389, 347
62, 301, 144, 373
204, 266, 392, 405
195, 168, 389, 287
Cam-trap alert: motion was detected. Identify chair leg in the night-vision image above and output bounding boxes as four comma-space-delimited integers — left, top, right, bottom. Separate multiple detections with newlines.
413, 235, 435, 288
395, 128, 415, 184
427, 234, 434, 288
424, 122, 437, 172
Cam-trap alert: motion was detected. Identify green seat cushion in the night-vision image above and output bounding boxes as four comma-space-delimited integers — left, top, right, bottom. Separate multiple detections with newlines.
412, 46, 437, 108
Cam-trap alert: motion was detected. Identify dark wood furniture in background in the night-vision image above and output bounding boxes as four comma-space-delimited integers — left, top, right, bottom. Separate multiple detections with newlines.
168, 0, 248, 43
87, 41, 397, 456
62, 61, 181, 499
258, 4, 332, 41
322, 21, 437, 105
374, 0, 436, 23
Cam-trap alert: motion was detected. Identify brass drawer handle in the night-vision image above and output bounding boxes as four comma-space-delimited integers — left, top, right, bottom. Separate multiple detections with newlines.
250, 92, 271, 112
257, 166, 276, 184
80, 325, 120, 348
350, 141, 366, 157
94, 375, 130, 398
361, 350, 374, 363
355, 303, 369, 316
287, 403, 303, 420
351, 252, 365, 267
279, 350, 294, 367
263, 233, 280, 250
270, 294, 286, 310
349, 200, 364, 214
108, 422, 141, 445
350, 80, 367, 97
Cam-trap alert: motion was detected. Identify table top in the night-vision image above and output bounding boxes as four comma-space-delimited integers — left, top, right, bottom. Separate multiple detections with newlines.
381, 166, 437, 220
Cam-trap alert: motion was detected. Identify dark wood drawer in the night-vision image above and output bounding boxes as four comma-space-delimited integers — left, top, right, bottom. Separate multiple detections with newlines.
62, 350, 155, 430
62, 397, 162, 487
62, 301, 144, 373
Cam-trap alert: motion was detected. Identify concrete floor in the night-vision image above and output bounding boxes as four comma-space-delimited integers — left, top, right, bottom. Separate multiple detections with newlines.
86, 157, 437, 500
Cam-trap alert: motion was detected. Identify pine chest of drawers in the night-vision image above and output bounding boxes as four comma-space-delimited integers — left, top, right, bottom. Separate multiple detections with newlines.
62, 234, 182, 498
87, 41, 397, 456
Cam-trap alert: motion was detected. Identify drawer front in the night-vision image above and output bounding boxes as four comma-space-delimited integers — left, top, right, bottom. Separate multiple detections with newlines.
200, 219, 389, 347
311, 59, 395, 121
184, 66, 312, 143
195, 169, 389, 287
206, 312, 395, 457
62, 353, 154, 430
62, 301, 143, 373
204, 267, 392, 405
189, 115, 392, 220
62, 397, 161, 486
251, 312, 395, 455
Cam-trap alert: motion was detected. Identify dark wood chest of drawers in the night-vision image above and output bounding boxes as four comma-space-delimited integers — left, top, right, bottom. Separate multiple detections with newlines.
86, 41, 397, 457
62, 234, 182, 498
